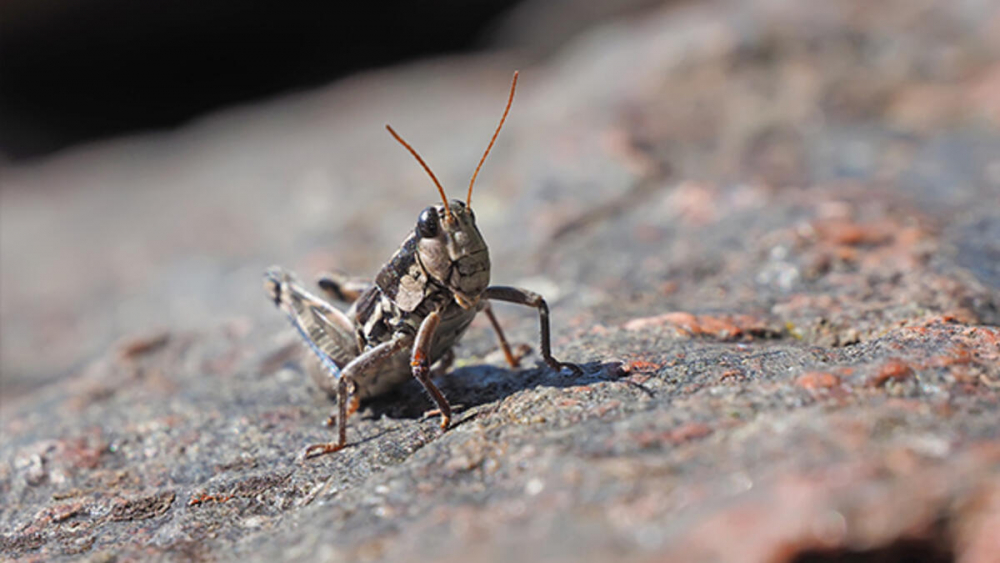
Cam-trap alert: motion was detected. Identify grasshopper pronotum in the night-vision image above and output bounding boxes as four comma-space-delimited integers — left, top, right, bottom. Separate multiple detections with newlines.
265, 72, 581, 458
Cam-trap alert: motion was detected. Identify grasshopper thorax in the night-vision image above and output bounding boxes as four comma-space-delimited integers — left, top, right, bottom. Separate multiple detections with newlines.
415, 200, 489, 309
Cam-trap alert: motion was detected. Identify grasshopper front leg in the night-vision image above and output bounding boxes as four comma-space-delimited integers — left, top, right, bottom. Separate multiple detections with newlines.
303, 334, 411, 459
411, 311, 452, 430
484, 286, 582, 375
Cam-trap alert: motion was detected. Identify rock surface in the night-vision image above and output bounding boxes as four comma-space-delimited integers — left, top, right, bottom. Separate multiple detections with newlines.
2, 0, 999, 561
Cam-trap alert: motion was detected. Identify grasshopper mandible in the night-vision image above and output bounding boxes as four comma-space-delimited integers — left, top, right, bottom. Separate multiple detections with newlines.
264, 71, 581, 458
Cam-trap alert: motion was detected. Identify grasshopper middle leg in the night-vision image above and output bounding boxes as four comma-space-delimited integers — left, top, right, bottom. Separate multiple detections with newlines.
481, 301, 522, 368
411, 311, 453, 430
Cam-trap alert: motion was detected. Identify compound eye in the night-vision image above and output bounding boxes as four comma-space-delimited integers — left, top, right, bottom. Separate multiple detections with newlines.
416, 206, 439, 238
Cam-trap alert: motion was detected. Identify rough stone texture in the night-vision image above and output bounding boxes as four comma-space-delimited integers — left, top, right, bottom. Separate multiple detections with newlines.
2, 0, 1000, 561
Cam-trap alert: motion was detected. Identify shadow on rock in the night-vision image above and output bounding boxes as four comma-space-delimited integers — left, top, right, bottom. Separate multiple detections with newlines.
359, 360, 625, 422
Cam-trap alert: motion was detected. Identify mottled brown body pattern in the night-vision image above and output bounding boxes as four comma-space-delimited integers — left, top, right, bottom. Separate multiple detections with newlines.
264, 72, 581, 458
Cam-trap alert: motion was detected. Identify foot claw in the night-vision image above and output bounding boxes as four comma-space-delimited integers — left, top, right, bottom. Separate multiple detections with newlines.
422, 409, 452, 431
503, 343, 533, 369
546, 359, 583, 376
302, 442, 346, 460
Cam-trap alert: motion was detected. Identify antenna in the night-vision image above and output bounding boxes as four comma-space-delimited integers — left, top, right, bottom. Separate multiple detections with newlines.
385, 124, 452, 220
467, 71, 518, 208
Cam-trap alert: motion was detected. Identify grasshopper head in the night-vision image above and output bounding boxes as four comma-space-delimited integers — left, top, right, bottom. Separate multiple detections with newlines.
413, 200, 489, 309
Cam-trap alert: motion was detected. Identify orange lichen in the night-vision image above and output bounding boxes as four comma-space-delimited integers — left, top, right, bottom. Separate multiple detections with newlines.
868, 360, 914, 387
796, 372, 841, 390
812, 219, 891, 246
624, 360, 663, 373
623, 312, 770, 341
668, 423, 713, 444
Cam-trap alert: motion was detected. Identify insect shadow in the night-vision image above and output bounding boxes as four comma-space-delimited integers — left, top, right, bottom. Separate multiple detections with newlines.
358, 359, 628, 424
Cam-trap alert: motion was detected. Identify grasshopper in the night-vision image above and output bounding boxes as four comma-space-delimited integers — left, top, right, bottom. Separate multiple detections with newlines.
264, 72, 581, 458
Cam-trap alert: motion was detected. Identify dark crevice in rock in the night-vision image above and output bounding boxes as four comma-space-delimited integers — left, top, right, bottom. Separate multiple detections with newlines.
790, 536, 955, 563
